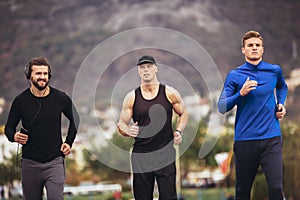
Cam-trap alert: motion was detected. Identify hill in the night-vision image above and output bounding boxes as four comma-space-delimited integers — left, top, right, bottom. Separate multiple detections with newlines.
0, 0, 300, 121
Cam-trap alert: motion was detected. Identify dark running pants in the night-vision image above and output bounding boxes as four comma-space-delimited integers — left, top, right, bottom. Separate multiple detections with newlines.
21, 156, 65, 200
234, 136, 284, 200
133, 161, 177, 200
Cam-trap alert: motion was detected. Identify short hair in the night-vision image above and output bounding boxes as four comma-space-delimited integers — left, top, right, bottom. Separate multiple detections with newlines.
241, 31, 263, 47
25, 56, 52, 79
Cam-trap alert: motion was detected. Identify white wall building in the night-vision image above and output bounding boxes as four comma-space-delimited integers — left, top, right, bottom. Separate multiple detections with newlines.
0, 134, 18, 163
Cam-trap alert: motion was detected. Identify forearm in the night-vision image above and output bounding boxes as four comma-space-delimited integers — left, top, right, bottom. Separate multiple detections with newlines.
117, 122, 130, 137
176, 110, 188, 132
65, 130, 77, 147
276, 68, 288, 104
65, 117, 79, 147
64, 101, 80, 147
4, 125, 16, 142
4, 108, 20, 142
218, 91, 241, 114
276, 88, 288, 105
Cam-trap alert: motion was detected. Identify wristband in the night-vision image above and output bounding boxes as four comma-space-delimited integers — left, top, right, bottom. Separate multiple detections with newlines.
175, 129, 183, 136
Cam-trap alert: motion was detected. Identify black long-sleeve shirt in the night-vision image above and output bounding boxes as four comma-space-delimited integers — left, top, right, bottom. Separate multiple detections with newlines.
5, 87, 79, 163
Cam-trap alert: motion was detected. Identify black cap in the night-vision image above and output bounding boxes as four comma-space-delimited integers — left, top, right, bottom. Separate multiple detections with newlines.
137, 55, 156, 66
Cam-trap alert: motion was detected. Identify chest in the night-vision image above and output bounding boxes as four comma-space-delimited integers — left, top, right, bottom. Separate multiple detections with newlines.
133, 88, 172, 122
234, 69, 278, 95
140, 87, 159, 100
20, 98, 65, 122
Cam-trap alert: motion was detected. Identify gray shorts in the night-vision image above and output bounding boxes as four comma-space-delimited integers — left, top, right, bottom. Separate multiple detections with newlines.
21, 156, 65, 200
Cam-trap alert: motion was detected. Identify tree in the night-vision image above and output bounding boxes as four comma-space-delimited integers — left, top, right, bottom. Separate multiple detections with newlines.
0, 153, 20, 185
65, 157, 83, 186
281, 121, 300, 199
81, 132, 132, 182
179, 119, 208, 174
179, 119, 234, 176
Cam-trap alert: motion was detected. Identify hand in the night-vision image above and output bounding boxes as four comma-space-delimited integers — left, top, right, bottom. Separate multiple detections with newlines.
174, 130, 183, 145
240, 77, 258, 96
14, 131, 28, 145
128, 122, 139, 138
61, 143, 71, 156
276, 104, 286, 120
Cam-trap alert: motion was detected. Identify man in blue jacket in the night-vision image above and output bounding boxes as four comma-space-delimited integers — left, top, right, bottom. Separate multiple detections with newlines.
218, 31, 288, 200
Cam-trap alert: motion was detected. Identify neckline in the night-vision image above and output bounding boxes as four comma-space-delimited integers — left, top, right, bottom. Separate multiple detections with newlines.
246, 61, 263, 68
30, 86, 50, 98
139, 84, 161, 101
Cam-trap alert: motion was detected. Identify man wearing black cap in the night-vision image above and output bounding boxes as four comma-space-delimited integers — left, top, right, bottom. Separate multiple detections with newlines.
118, 55, 189, 200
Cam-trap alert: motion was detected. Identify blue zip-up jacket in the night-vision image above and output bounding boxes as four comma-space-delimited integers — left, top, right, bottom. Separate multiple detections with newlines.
218, 61, 288, 141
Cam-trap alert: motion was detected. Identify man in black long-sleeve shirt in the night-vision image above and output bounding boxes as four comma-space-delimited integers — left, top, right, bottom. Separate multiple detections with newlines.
5, 56, 79, 200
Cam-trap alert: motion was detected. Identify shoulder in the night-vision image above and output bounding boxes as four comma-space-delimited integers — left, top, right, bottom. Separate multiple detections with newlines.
223, 70, 237, 83
126, 90, 135, 100
165, 85, 179, 94
225, 66, 241, 78
165, 85, 181, 103
50, 87, 68, 96
122, 89, 135, 107
261, 61, 280, 68
50, 87, 72, 101
224, 64, 247, 81
231, 64, 246, 74
14, 88, 30, 102
261, 61, 283, 73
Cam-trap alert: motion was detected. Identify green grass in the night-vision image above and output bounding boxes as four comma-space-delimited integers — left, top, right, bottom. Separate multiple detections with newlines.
8, 188, 235, 200
181, 188, 234, 200
61, 188, 235, 200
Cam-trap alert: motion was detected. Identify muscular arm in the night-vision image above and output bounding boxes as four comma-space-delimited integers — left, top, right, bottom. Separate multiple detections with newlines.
117, 91, 138, 137
166, 86, 189, 132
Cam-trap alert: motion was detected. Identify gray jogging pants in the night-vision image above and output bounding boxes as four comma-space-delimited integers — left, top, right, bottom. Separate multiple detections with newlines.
21, 156, 65, 200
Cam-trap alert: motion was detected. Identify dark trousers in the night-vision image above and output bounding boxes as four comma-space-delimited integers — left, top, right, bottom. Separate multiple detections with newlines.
21, 156, 65, 200
234, 136, 283, 200
133, 162, 177, 200
131, 147, 177, 200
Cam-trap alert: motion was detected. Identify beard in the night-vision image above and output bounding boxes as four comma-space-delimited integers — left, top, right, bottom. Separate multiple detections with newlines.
32, 78, 49, 90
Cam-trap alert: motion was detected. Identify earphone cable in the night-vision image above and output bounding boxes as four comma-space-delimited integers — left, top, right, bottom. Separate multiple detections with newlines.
15, 86, 44, 169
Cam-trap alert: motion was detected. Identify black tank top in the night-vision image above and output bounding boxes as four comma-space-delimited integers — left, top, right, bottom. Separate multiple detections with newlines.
132, 84, 173, 152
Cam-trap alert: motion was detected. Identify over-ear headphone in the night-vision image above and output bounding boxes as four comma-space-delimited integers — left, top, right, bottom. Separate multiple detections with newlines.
24, 60, 52, 80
